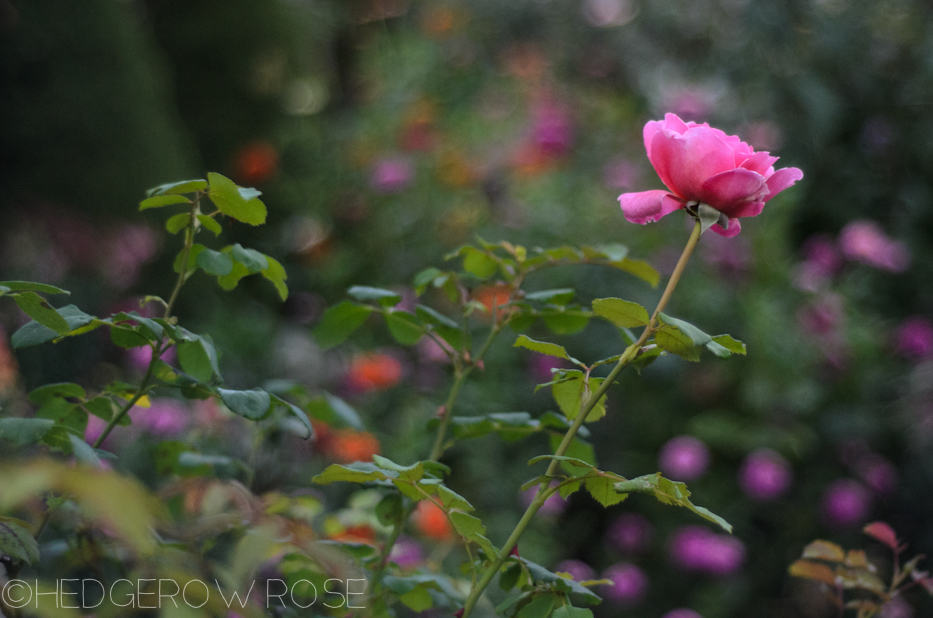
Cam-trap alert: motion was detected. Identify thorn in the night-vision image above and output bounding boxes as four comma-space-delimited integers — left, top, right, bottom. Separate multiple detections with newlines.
436, 405, 447, 418
509, 545, 520, 558
476, 360, 485, 371
453, 610, 464, 618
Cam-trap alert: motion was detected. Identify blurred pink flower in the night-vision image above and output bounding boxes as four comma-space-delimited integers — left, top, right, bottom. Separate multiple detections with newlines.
131, 398, 189, 436
619, 113, 803, 237
880, 596, 914, 618
84, 414, 109, 446
602, 159, 640, 190
102, 225, 161, 288
659, 435, 710, 481
554, 559, 595, 582
663, 610, 704, 618
793, 235, 843, 291
857, 454, 898, 495
838, 220, 910, 272
370, 157, 414, 193
607, 512, 653, 554
738, 449, 792, 502
528, 352, 567, 383
797, 294, 844, 337
531, 100, 574, 157
669, 526, 745, 575
389, 536, 424, 569
822, 479, 871, 528
126, 344, 176, 372
600, 562, 648, 604
894, 316, 933, 360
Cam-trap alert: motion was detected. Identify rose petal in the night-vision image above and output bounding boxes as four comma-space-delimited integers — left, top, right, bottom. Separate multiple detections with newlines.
699, 168, 768, 216
730, 200, 765, 219
663, 113, 691, 134
738, 151, 779, 174
618, 190, 683, 224
710, 217, 742, 238
643, 120, 665, 156
651, 128, 736, 202
764, 167, 804, 202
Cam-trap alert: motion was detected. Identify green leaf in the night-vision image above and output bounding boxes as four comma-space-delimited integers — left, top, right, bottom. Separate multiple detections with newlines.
613, 472, 732, 533
196, 214, 223, 235
516, 593, 556, 618
216, 260, 250, 290
658, 313, 712, 346
525, 289, 576, 305
0, 281, 69, 295
552, 606, 594, 618
372, 455, 425, 481
415, 304, 459, 329
312, 462, 391, 485
551, 373, 607, 422
462, 248, 499, 278
176, 330, 220, 383
449, 511, 497, 556
592, 298, 650, 328
165, 212, 191, 234
109, 326, 150, 349
230, 243, 269, 272
139, 194, 191, 210
12, 304, 96, 348
313, 301, 374, 349
385, 310, 424, 345
218, 389, 272, 421
306, 393, 364, 430
69, 434, 102, 467
196, 249, 234, 276
399, 585, 433, 612
585, 476, 628, 507
207, 172, 267, 226
500, 563, 523, 592
269, 395, 313, 439
513, 335, 574, 362
541, 310, 591, 335
29, 382, 86, 405
0, 517, 40, 565
347, 285, 402, 306
434, 484, 474, 512
711, 334, 746, 355
174, 243, 206, 273
375, 493, 404, 526
0, 418, 54, 445
262, 255, 289, 301
549, 434, 597, 477
527, 454, 594, 468
609, 258, 660, 287
14, 292, 70, 335
147, 179, 207, 196
655, 327, 701, 362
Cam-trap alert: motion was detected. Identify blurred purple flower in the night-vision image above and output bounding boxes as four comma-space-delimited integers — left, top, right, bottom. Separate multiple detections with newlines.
370, 157, 414, 193
84, 414, 109, 446
602, 159, 640, 190
659, 436, 710, 481
554, 559, 595, 582
857, 454, 898, 495
531, 100, 573, 156
793, 235, 843, 291
880, 597, 914, 618
102, 225, 160, 288
131, 398, 189, 436
127, 344, 177, 372
662, 610, 704, 618
528, 352, 566, 383
839, 220, 910, 273
600, 562, 647, 604
822, 479, 871, 528
797, 294, 844, 337
607, 513, 653, 554
669, 526, 745, 576
701, 231, 751, 276
738, 449, 792, 502
390, 536, 424, 569
521, 481, 567, 517
894, 316, 933, 361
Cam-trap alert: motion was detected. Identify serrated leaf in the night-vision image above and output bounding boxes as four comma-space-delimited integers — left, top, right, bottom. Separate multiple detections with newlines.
525, 289, 576, 305
218, 389, 272, 421
399, 586, 433, 612
658, 314, 711, 346
15, 292, 70, 335
415, 304, 459, 329
207, 172, 267, 226
655, 326, 701, 362
165, 212, 191, 234
516, 593, 556, 618
229, 243, 269, 272
541, 310, 591, 335
551, 374, 607, 422
711, 334, 746, 355
585, 476, 628, 507
176, 330, 220, 383
313, 301, 374, 349
609, 258, 660, 287
0, 281, 69, 295
262, 255, 288, 301
528, 455, 594, 469
385, 310, 424, 345
372, 455, 425, 481
196, 214, 222, 235
312, 463, 391, 485
592, 298, 650, 328
12, 304, 96, 348
269, 395, 313, 439
306, 393, 364, 430
140, 194, 191, 210
147, 179, 208, 196
0, 517, 40, 565
552, 607, 594, 618
69, 434, 102, 467
29, 382, 86, 405
863, 522, 899, 551
462, 248, 499, 278
514, 335, 573, 362
196, 249, 234, 276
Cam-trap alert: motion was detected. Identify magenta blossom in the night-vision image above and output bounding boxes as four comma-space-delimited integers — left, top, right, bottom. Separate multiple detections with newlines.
822, 479, 871, 528
370, 157, 414, 193
619, 113, 802, 237
554, 559, 595, 582
663, 610, 703, 618
659, 435, 710, 481
669, 526, 745, 575
738, 449, 793, 502
894, 316, 933, 360
607, 513, 653, 554
600, 562, 648, 604
839, 220, 910, 272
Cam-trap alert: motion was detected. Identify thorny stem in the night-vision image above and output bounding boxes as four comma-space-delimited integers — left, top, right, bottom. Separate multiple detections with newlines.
460, 220, 703, 618
164, 198, 200, 320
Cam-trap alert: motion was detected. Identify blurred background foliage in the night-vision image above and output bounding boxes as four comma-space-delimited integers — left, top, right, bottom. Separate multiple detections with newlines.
1, 0, 933, 617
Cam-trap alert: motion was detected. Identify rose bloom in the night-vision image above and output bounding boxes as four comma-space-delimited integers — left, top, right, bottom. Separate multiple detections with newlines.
607, 512, 653, 554
894, 316, 933, 360
233, 141, 279, 185
838, 220, 910, 272
669, 526, 745, 575
412, 501, 453, 540
346, 353, 403, 392
822, 479, 872, 528
738, 448, 793, 502
619, 113, 802, 236
600, 562, 648, 605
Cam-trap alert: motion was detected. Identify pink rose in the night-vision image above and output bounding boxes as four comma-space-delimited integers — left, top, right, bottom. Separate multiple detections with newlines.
619, 113, 802, 237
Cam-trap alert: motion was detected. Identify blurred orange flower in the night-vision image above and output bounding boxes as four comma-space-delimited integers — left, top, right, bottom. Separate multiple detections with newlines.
347, 353, 403, 391
412, 501, 453, 540
233, 141, 279, 185
331, 429, 381, 464
472, 284, 514, 319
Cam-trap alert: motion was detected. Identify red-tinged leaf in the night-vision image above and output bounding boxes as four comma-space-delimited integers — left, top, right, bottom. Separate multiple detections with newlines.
802, 540, 846, 562
789, 560, 838, 586
863, 521, 900, 551
919, 577, 933, 595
